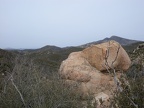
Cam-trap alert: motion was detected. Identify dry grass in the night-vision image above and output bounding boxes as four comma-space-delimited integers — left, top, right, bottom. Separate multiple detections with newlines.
0, 56, 96, 108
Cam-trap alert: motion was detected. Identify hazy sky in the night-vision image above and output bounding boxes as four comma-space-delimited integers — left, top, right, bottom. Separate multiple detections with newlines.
0, 0, 144, 49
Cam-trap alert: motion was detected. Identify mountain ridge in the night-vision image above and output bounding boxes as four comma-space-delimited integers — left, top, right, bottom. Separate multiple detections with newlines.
38, 36, 142, 50
79, 36, 142, 48
3, 36, 143, 52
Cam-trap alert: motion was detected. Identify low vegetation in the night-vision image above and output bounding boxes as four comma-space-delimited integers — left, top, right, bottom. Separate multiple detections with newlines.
112, 65, 144, 108
112, 44, 144, 108
0, 43, 144, 108
0, 57, 84, 108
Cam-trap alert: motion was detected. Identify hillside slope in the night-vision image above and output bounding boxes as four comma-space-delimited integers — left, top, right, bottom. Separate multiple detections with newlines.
79, 36, 141, 48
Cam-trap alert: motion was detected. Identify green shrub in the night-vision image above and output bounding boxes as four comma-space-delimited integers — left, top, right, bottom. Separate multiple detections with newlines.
0, 57, 93, 108
112, 65, 144, 108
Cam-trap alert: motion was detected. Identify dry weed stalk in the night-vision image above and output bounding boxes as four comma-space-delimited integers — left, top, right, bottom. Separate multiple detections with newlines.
103, 42, 138, 108
103, 42, 122, 91
2, 56, 27, 108
10, 75, 26, 107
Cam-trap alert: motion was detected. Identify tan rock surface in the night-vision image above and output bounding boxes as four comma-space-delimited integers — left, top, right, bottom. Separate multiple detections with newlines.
59, 40, 131, 96
94, 92, 110, 106
82, 40, 131, 71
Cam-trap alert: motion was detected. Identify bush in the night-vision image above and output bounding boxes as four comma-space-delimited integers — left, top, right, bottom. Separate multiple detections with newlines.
112, 64, 144, 108
0, 57, 86, 108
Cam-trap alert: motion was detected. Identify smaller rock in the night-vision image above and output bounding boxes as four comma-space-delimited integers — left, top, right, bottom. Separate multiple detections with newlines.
94, 92, 109, 106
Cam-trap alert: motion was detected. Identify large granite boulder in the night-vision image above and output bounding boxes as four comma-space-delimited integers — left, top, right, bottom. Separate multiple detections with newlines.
59, 40, 131, 96
82, 40, 131, 71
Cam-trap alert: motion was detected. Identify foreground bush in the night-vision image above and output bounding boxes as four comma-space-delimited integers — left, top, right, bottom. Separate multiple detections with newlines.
1, 48, 143, 108
112, 64, 144, 108
0, 57, 86, 108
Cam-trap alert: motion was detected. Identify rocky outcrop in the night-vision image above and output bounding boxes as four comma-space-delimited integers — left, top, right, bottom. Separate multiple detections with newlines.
82, 40, 131, 71
59, 40, 131, 97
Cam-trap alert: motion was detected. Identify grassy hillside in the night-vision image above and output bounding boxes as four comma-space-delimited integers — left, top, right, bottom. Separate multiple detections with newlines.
123, 41, 144, 52
0, 42, 144, 108
24, 47, 84, 75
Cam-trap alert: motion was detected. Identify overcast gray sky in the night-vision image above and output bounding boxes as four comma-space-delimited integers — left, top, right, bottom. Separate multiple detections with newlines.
0, 0, 144, 49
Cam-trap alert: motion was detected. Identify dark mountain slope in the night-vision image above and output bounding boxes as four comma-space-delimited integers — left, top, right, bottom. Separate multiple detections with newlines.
35, 45, 62, 53
25, 46, 84, 74
79, 36, 141, 48
3, 36, 142, 76
123, 41, 144, 52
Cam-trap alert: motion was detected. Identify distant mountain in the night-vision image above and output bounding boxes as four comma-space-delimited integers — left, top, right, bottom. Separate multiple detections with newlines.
37, 45, 62, 52
79, 36, 142, 48
1, 36, 143, 78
